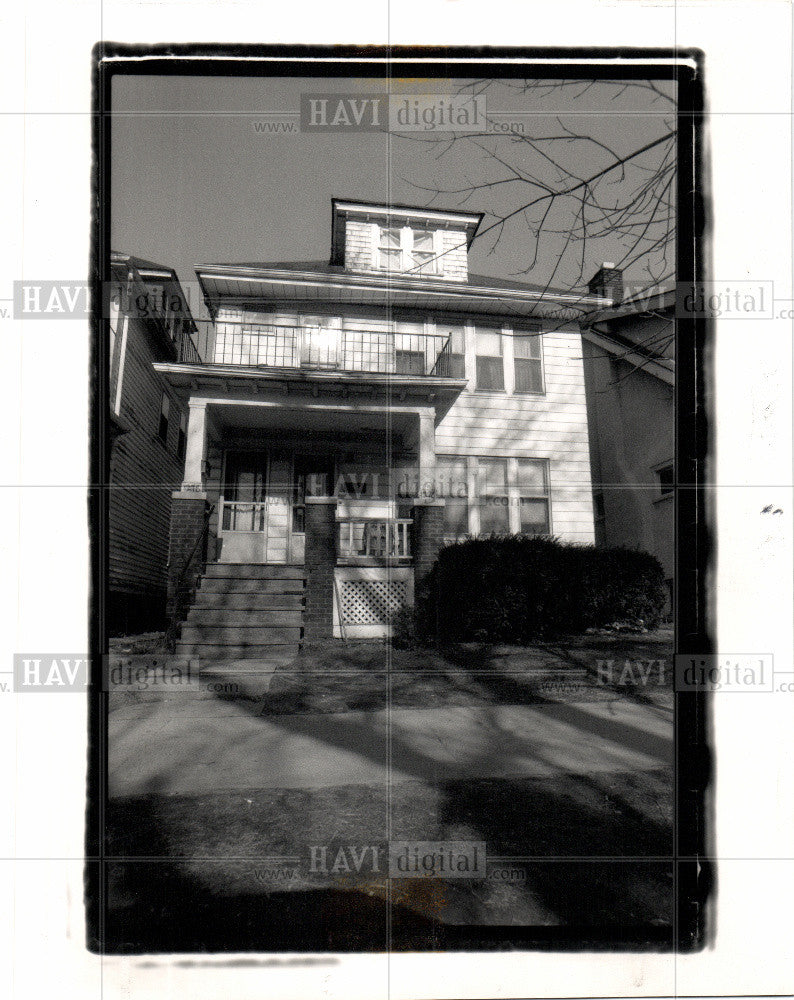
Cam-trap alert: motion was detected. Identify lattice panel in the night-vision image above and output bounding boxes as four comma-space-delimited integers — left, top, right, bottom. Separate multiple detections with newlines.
339, 579, 408, 625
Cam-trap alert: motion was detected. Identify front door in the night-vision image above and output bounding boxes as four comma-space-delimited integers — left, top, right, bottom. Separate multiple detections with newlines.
219, 450, 293, 564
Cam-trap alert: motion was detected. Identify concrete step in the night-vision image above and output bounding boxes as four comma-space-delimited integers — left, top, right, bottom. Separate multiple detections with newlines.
176, 643, 301, 660
204, 563, 306, 580
198, 578, 305, 595
190, 593, 305, 610
179, 625, 303, 645
186, 609, 304, 627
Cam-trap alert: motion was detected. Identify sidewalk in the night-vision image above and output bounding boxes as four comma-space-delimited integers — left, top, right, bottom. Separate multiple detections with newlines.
109, 693, 673, 799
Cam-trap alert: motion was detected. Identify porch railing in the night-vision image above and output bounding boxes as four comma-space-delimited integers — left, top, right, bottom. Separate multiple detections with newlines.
195, 318, 458, 378
338, 518, 412, 561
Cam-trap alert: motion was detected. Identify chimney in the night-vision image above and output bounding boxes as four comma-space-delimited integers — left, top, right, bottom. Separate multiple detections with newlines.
588, 262, 624, 304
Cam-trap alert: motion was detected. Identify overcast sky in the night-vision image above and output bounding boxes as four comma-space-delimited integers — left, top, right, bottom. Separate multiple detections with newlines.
111, 73, 676, 316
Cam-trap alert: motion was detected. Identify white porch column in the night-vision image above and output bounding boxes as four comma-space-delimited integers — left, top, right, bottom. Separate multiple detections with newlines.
418, 409, 436, 496
182, 399, 208, 490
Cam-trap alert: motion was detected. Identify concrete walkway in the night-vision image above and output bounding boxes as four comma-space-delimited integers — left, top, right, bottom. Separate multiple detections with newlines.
108, 693, 673, 799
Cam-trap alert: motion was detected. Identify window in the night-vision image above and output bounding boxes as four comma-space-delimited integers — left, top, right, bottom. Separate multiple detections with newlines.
475, 328, 504, 391
411, 230, 435, 274
436, 323, 466, 378
657, 464, 674, 496
517, 459, 550, 535
157, 393, 170, 444
395, 320, 426, 375
377, 225, 439, 276
478, 458, 510, 534
176, 410, 187, 461
437, 456, 469, 542
514, 329, 544, 394
378, 227, 402, 271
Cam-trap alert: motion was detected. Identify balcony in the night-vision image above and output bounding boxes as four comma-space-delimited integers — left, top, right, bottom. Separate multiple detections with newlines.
196, 318, 461, 379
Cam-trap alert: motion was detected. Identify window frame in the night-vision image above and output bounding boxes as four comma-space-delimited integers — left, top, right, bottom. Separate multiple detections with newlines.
514, 458, 552, 537
375, 224, 441, 277
435, 455, 553, 540
512, 327, 545, 396
474, 327, 506, 392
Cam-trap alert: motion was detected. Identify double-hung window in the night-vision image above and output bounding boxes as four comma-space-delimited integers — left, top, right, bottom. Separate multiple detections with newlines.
410, 230, 435, 274
513, 328, 544, 394
517, 459, 550, 535
437, 456, 470, 543
434, 323, 466, 378
475, 328, 505, 391
478, 458, 510, 534
378, 227, 402, 270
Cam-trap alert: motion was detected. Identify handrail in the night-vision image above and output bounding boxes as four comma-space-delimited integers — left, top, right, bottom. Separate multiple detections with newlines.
337, 517, 413, 560
165, 503, 215, 650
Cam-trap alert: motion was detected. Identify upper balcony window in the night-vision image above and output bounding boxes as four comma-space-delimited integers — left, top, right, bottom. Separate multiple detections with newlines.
475, 328, 505, 392
377, 225, 440, 276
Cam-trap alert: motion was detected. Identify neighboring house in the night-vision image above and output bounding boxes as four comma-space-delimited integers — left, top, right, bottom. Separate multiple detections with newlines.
155, 199, 604, 657
108, 252, 200, 634
580, 271, 675, 612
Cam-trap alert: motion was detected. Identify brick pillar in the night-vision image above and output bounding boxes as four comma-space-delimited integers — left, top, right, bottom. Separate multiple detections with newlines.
304, 498, 337, 642
166, 491, 210, 622
412, 499, 445, 584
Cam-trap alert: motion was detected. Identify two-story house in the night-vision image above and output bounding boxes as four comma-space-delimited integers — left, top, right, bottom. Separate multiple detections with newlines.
581, 275, 675, 612
108, 252, 200, 634
154, 200, 603, 658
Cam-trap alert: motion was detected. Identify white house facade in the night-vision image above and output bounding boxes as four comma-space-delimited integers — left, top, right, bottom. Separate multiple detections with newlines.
155, 200, 602, 656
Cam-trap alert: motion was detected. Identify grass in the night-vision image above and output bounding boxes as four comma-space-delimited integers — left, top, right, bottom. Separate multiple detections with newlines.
106, 767, 674, 950
254, 629, 673, 716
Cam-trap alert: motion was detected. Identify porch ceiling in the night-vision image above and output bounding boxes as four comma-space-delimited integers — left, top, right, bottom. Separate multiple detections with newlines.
212, 402, 415, 437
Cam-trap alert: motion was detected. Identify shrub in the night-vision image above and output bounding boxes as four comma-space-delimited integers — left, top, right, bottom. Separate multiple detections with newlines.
414, 536, 667, 644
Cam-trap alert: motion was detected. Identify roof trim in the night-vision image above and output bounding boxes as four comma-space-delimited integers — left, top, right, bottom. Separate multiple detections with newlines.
195, 264, 609, 310
582, 329, 675, 385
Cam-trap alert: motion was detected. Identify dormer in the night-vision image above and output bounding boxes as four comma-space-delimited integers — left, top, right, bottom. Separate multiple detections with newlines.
330, 199, 482, 283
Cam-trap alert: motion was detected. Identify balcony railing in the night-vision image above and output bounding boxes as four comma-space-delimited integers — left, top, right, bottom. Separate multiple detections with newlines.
338, 518, 412, 561
193, 318, 460, 378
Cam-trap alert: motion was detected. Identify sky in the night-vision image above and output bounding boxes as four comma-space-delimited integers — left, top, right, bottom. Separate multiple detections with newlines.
111, 73, 676, 321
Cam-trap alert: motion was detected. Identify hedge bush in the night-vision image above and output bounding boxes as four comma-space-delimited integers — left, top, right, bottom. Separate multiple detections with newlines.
414, 536, 667, 644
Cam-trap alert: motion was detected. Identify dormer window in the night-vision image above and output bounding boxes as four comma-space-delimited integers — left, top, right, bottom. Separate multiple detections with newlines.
411, 230, 435, 274
378, 227, 402, 270
376, 224, 439, 276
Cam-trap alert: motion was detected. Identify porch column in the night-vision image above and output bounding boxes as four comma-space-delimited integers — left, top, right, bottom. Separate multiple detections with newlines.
303, 497, 337, 643
166, 492, 210, 623
418, 409, 436, 496
412, 499, 445, 584
182, 399, 208, 490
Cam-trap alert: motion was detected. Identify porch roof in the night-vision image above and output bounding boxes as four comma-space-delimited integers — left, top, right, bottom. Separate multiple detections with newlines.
153, 360, 466, 411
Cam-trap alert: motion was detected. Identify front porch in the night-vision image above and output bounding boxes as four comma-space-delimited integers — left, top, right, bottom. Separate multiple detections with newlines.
164, 387, 446, 645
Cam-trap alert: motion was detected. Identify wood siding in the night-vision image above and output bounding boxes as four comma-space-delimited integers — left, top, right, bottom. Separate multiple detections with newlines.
436, 327, 595, 544
109, 313, 186, 597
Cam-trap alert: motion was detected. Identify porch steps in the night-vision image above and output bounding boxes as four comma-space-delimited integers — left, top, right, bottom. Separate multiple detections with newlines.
175, 562, 306, 662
